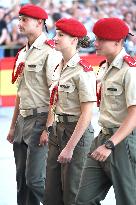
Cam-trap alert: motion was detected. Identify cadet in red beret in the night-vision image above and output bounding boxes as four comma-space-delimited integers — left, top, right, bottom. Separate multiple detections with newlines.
43, 18, 96, 205
75, 18, 136, 205
7, 3, 62, 205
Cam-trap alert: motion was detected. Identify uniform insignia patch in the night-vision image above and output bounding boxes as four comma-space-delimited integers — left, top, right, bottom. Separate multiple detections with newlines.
45, 39, 55, 48
123, 55, 136, 67
79, 58, 93, 72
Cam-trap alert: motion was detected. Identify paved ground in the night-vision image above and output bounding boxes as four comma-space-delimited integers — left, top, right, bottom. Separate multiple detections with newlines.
0, 107, 115, 205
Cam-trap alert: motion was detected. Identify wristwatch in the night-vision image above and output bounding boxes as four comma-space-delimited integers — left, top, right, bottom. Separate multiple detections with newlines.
104, 140, 115, 151
44, 126, 53, 134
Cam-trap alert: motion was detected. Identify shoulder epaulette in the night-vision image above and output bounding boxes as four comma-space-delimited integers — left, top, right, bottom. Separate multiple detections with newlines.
99, 59, 106, 67
45, 39, 55, 48
123, 55, 136, 67
79, 59, 93, 72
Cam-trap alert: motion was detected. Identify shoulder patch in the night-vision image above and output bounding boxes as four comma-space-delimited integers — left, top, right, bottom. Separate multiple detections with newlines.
99, 59, 106, 67
123, 55, 136, 67
79, 59, 93, 72
45, 39, 55, 48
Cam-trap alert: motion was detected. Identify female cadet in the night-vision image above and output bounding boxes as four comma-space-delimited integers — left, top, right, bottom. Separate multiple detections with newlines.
43, 18, 97, 205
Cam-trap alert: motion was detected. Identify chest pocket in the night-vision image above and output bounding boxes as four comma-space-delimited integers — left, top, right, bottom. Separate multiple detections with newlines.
58, 83, 76, 106
105, 83, 124, 110
25, 63, 44, 85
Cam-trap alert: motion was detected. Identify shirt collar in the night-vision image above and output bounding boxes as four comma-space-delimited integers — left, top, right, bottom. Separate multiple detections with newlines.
26, 32, 47, 51
108, 47, 127, 70
62, 52, 80, 70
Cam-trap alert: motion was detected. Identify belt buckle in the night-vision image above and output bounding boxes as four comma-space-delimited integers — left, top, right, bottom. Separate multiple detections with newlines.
102, 127, 113, 135
20, 109, 33, 117
102, 128, 107, 135
26, 109, 33, 116
102, 127, 110, 135
20, 110, 26, 117
56, 115, 67, 123
55, 115, 59, 122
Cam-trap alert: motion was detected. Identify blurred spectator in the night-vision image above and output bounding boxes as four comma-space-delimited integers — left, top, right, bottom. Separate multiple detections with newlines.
0, 7, 10, 57
4, 4, 26, 56
48, 12, 62, 38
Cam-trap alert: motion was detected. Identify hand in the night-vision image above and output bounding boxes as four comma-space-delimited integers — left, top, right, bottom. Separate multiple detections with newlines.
57, 146, 74, 164
7, 128, 15, 144
88, 145, 112, 162
39, 130, 48, 146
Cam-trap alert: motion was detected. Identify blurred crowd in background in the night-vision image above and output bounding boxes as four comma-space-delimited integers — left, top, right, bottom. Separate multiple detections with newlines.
0, 0, 136, 57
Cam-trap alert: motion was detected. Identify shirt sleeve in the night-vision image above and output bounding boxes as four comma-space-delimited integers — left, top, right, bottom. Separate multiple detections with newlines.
125, 68, 136, 107
76, 70, 97, 103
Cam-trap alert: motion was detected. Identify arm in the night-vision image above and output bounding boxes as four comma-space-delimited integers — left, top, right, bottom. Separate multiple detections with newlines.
46, 105, 55, 128
57, 101, 95, 163
39, 105, 55, 146
7, 95, 20, 143
110, 105, 136, 145
91, 105, 136, 161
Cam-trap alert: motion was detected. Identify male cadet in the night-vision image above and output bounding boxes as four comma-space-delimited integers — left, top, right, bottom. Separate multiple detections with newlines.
75, 17, 136, 205
7, 4, 61, 205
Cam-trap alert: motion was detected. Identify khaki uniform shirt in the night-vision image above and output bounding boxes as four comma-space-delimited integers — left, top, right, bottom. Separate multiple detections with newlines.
16, 32, 62, 110
51, 53, 97, 116
99, 48, 136, 128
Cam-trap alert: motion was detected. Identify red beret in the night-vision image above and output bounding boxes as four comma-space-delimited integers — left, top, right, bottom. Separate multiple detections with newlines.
19, 4, 48, 20
93, 18, 129, 40
55, 18, 87, 38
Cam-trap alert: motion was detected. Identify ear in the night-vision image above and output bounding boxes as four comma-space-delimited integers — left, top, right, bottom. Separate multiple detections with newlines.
37, 19, 43, 26
115, 40, 121, 46
71, 37, 78, 45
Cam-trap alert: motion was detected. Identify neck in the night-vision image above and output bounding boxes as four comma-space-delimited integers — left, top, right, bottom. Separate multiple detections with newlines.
27, 31, 42, 46
62, 47, 77, 65
107, 47, 123, 65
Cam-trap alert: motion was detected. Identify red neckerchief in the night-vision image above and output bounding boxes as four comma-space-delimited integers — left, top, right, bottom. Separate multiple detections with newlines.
49, 64, 59, 110
12, 47, 25, 84
50, 85, 58, 106
96, 82, 101, 107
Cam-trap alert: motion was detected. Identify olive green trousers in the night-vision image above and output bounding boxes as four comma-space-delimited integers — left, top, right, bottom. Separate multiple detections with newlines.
44, 122, 94, 205
75, 128, 136, 205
